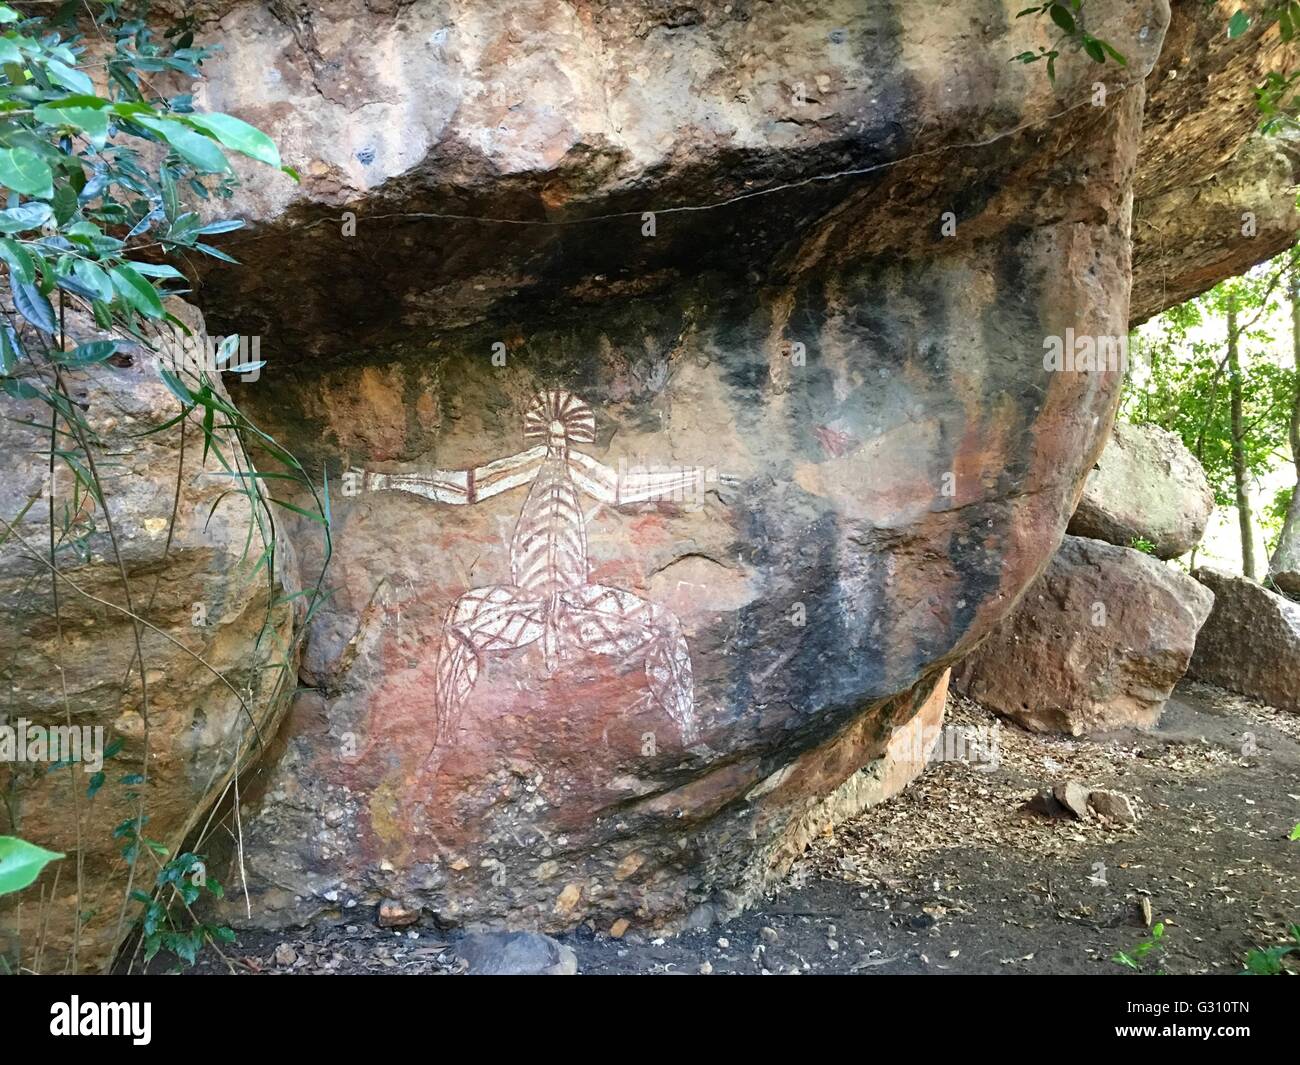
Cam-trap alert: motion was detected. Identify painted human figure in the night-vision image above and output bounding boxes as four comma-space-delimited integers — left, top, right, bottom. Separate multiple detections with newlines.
365, 389, 727, 752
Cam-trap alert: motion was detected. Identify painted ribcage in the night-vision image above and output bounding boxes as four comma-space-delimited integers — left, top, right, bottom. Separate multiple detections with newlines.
511, 461, 588, 595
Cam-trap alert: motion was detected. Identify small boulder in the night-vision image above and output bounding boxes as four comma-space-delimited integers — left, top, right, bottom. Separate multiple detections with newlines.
1188, 568, 1300, 714
455, 931, 578, 975
1088, 790, 1138, 825
377, 899, 420, 928
954, 537, 1214, 735
1068, 422, 1214, 559
1053, 782, 1092, 820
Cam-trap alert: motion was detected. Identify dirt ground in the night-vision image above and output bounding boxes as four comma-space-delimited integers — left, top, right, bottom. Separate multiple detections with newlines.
160, 680, 1300, 975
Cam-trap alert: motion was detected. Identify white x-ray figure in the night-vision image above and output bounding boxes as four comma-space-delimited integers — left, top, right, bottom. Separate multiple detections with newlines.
365, 389, 733, 753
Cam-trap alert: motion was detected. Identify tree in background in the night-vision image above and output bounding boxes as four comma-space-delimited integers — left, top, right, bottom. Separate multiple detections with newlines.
1266, 267, 1300, 587
1125, 251, 1298, 579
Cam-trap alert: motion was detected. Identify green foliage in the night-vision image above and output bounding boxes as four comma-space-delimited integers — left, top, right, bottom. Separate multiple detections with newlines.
1241, 923, 1300, 974
1262, 485, 1294, 553
115, 820, 232, 969
1012, 2, 1127, 83
1129, 536, 1157, 555
1015, 4, 1300, 133
1229, 6, 1300, 132
0, 3, 330, 972
0, 835, 63, 894
1113, 921, 1166, 972
130, 851, 232, 969
1124, 259, 1296, 512
0, 1, 292, 408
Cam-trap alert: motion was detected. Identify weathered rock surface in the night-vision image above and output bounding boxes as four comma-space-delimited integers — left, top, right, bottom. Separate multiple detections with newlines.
184, 0, 1165, 937
763, 670, 950, 876
1131, 0, 1300, 323
455, 931, 578, 975
0, 302, 300, 973
8, 0, 1295, 967
953, 536, 1214, 735
1067, 420, 1214, 558
1189, 568, 1300, 713
1269, 486, 1300, 595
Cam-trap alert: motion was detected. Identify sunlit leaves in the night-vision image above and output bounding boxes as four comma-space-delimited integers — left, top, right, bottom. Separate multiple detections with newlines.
0, 146, 53, 196
0, 836, 64, 895
182, 111, 281, 167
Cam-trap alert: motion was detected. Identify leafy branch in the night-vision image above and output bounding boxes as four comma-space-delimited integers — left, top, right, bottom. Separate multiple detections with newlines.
1012, 1, 1127, 83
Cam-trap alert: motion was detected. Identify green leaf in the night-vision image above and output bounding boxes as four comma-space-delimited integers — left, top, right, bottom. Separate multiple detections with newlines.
0, 836, 64, 895
0, 147, 54, 198
1228, 9, 1250, 38
110, 262, 165, 318
1082, 36, 1106, 63
1099, 40, 1128, 66
182, 112, 281, 168
1289, 822, 1300, 841
0, 202, 51, 233
51, 182, 78, 225
12, 278, 56, 333
72, 258, 114, 301
158, 366, 194, 405
34, 101, 109, 145
1049, 3, 1075, 33
0, 236, 33, 283
59, 339, 120, 367
45, 58, 94, 95
134, 115, 230, 175
129, 262, 186, 279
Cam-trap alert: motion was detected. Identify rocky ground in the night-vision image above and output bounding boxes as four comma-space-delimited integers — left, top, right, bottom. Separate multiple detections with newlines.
147, 681, 1300, 976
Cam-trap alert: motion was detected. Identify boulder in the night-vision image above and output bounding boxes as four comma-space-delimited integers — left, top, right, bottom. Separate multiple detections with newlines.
193, 0, 1164, 938
953, 536, 1214, 735
1067, 421, 1214, 558
455, 931, 578, 976
1189, 568, 1300, 713
1269, 488, 1300, 595
0, 302, 301, 973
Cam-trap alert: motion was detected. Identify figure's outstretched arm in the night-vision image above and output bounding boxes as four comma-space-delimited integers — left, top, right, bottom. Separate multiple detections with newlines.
365, 445, 547, 504
567, 451, 737, 505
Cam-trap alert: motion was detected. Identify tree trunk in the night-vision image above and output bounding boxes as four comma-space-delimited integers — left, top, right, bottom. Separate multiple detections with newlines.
1267, 269, 1300, 592
1227, 293, 1257, 579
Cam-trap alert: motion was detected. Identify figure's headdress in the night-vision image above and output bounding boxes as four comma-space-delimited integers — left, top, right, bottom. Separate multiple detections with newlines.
524, 389, 596, 444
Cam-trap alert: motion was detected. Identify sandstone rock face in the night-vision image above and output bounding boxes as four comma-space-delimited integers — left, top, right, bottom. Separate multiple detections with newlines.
1067, 421, 1214, 558
176, 1, 1169, 936
1131, 0, 1300, 324
953, 536, 1214, 735
1189, 568, 1300, 714
0, 303, 300, 973
764, 670, 950, 877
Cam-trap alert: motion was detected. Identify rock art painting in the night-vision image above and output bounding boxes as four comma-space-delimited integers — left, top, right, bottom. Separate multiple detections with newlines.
364, 389, 732, 757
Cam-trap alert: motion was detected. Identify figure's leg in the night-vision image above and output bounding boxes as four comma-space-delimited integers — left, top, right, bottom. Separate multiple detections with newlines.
558, 585, 699, 745
431, 585, 543, 751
